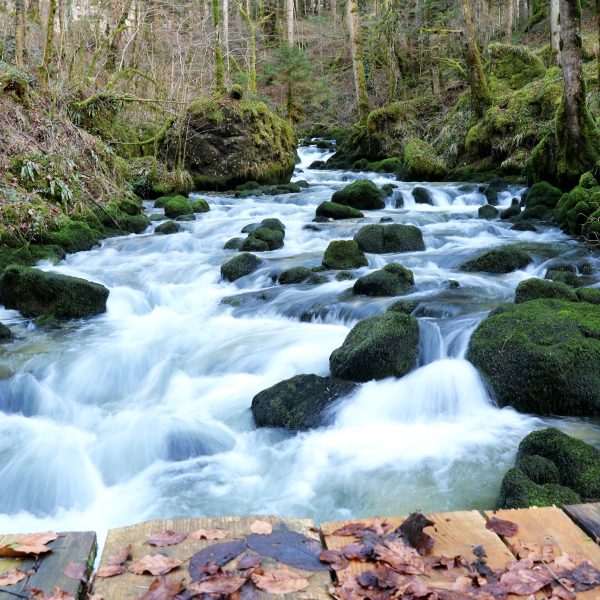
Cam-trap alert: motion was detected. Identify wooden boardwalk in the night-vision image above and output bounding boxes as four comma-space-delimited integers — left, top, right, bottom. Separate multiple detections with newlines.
1, 504, 600, 598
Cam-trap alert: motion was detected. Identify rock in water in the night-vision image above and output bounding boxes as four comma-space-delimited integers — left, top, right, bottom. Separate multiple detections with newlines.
251, 374, 357, 430
478, 205, 499, 219
460, 246, 531, 273
330, 311, 419, 382
331, 180, 385, 210
354, 224, 425, 254
162, 97, 295, 190
353, 264, 414, 296
155, 221, 181, 235
0, 265, 109, 319
515, 278, 578, 303
322, 241, 368, 270
220, 253, 262, 282
467, 299, 600, 415
316, 201, 364, 220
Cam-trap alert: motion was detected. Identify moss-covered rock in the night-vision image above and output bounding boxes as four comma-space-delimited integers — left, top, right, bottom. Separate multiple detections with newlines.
398, 138, 447, 181
191, 198, 210, 213
556, 186, 600, 235
412, 186, 434, 205
353, 263, 414, 296
163, 97, 296, 190
515, 278, 578, 303
487, 43, 546, 93
354, 224, 425, 254
387, 299, 419, 315
516, 454, 560, 485
155, 221, 181, 235
224, 237, 244, 250
467, 299, 600, 415
241, 226, 285, 251
220, 253, 262, 282
577, 287, 600, 304
164, 196, 193, 219
461, 246, 532, 273
483, 179, 510, 206
331, 179, 385, 210
511, 222, 538, 231
154, 195, 180, 209
322, 240, 368, 270
579, 171, 598, 189
251, 374, 357, 431
500, 198, 522, 219
278, 266, 312, 284
329, 311, 419, 382
0, 322, 13, 341
522, 181, 562, 209
48, 219, 102, 254
316, 201, 364, 220
545, 264, 582, 287
0, 244, 66, 272
478, 205, 499, 219
127, 156, 193, 199
0, 265, 109, 319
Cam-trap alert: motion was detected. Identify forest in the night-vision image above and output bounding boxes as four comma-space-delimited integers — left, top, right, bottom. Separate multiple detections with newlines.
3, 0, 600, 597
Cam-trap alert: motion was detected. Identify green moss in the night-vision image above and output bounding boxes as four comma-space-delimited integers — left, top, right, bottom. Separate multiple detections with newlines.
48, 219, 102, 253
579, 171, 598, 189
331, 180, 385, 210
461, 246, 532, 273
556, 186, 600, 235
163, 197, 193, 219
522, 181, 562, 210
278, 266, 312, 285
577, 287, 600, 304
316, 202, 364, 220
387, 299, 419, 315
0, 244, 66, 272
353, 157, 402, 173
322, 240, 368, 270
353, 263, 414, 296
515, 278, 578, 303
221, 253, 262, 282
399, 138, 447, 181
354, 224, 425, 254
516, 454, 560, 485
487, 43, 546, 93
115, 194, 143, 216
190, 198, 210, 213
154, 194, 184, 208
155, 221, 180, 235
127, 157, 193, 199
242, 226, 284, 251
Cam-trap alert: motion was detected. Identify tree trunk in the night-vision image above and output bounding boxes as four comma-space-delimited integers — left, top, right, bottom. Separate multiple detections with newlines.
286, 0, 294, 44
40, 0, 57, 91
239, 2, 257, 92
15, 0, 25, 68
223, 0, 229, 69
505, 0, 513, 40
555, 0, 600, 184
346, 0, 369, 124
460, 0, 492, 118
596, 0, 600, 91
212, 0, 225, 93
551, 0, 561, 64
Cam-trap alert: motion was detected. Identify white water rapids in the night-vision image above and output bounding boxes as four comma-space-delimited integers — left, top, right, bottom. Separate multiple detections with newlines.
1, 145, 600, 541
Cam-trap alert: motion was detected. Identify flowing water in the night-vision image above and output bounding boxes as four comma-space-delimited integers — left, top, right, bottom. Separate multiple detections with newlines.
1, 144, 600, 541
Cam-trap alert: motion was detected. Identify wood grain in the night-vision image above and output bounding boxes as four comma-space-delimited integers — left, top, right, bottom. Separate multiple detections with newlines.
564, 502, 600, 545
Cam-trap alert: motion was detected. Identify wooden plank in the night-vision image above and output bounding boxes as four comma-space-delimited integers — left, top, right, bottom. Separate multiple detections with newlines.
92, 516, 331, 599
486, 506, 600, 600
0, 531, 97, 599
321, 511, 515, 591
564, 503, 600, 544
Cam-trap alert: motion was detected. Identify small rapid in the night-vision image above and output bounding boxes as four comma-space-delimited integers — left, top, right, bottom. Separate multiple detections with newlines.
1, 145, 600, 538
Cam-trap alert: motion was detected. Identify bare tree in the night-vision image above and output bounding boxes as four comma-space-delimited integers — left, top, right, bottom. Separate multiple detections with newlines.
346, 0, 369, 124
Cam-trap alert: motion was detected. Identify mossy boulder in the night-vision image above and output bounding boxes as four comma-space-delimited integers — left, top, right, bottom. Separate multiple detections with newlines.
251, 374, 357, 431
487, 43, 546, 92
353, 263, 414, 296
483, 179, 510, 206
545, 264, 581, 287
515, 278, 578, 303
316, 201, 364, 220
127, 156, 193, 199
398, 138, 447, 181
191, 198, 210, 213
155, 221, 181, 235
516, 454, 560, 485
467, 299, 600, 415
478, 205, 499, 219
412, 186, 434, 205
322, 241, 368, 270
460, 247, 532, 273
0, 265, 109, 319
220, 253, 262, 282
521, 181, 562, 220
387, 299, 419, 314
241, 226, 285, 251
224, 237, 244, 250
577, 287, 600, 304
555, 186, 600, 236
154, 195, 179, 209
49, 220, 102, 254
354, 224, 425, 254
331, 180, 385, 210
579, 171, 598, 189
0, 323, 13, 341
0, 244, 66, 273
500, 199, 521, 220
278, 266, 312, 285
329, 311, 419, 382
163, 97, 295, 190
511, 222, 538, 231
164, 196, 194, 219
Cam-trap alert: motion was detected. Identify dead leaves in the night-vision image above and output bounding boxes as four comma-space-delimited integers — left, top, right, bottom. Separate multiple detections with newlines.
96, 543, 132, 578
485, 516, 519, 538
146, 530, 186, 547
251, 569, 310, 594
63, 562, 87, 582
0, 567, 27, 586
128, 555, 184, 576
138, 576, 182, 600
188, 528, 226, 541
187, 572, 247, 594
249, 519, 273, 535
0, 531, 59, 558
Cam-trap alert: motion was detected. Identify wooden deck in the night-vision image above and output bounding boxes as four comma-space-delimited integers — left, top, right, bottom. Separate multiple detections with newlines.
1, 504, 600, 598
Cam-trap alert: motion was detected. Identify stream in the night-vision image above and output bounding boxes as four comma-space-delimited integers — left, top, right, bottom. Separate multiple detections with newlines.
1, 145, 600, 541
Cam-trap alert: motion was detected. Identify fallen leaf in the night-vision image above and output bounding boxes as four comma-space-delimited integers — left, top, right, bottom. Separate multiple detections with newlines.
28, 587, 75, 600
561, 561, 600, 591
357, 566, 406, 591
188, 528, 227, 541
129, 555, 183, 576
330, 522, 369, 537
63, 562, 87, 582
187, 572, 247, 594
95, 565, 125, 578
249, 520, 272, 535
106, 543, 132, 565
499, 567, 553, 595
238, 554, 261, 569
320, 549, 349, 571
340, 542, 369, 562
189, 540, 247, 581
147, 530, 186, 547
138, 576, 182, 600
372, 540, 426, 575
0, 567, 27, 586
251, 569, 310, 594
486, 516, 519, 537
0, 531, 59, 558
396, 512, 435, 556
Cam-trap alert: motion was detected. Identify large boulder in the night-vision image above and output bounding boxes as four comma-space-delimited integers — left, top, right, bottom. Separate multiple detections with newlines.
322, 241, 368, 270
220, 253, 262, 282
411, 186, 434, 205
329, 311, 419, 382
241, 226, 284, 251
555, 186, 600, 235
278, 266, 312, 284
467, 299, 600, 415
251, 374, 357, 431
353, 263, 414, 296
398, 138, 447, 181
460, 246, 532, 273
164, 196, 194, 219
162, 97, 295, 190
478, 205, 499, 220
331, 180, 385, 210
0, 323, 13, 341
316, 201, 364, 220
354, 224, 425, 254
155, 221, 181, 235
0, 265, 109, 319
515, 278, 578, 303
483, 179, 510, 206
521, 181, 562, 220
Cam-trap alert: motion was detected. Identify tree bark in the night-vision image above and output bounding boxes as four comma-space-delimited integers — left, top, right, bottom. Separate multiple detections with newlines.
551, 0, 561, 64
286, 0, 294, 44
212, 0, 225, 93
223, 0, 229, 69
15, 0, 25, 68
505, 0, 513, 40
239, 2, 257, 92
40, 0, 57, 90
460, 0, 492, 118
346, 0, 369, 124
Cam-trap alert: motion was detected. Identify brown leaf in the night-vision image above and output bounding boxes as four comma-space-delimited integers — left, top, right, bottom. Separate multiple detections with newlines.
340, 542, 369, 562
146, 530, 187, 547
331, 522, 369, 537
95, 565, 126, 578
0, 567, 27, 586
28, 587, 75, 600
188, 528, 227, 541
186, 572, 247, 594
0, 531, 59, 558
396, 512, 435, 556
128, 555, 183, 576
499, 567, 553, 595
561, 561, 600, 592
63, 562, 87, 582
106, 543, 132, 566
319, 549, 349, 571
373, 540, 426, 575
251, 569, 310, 594
249, 520, 272, 535
138, 576, 183, 600
357, 566, 406, 591
486, 516, 519, 537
